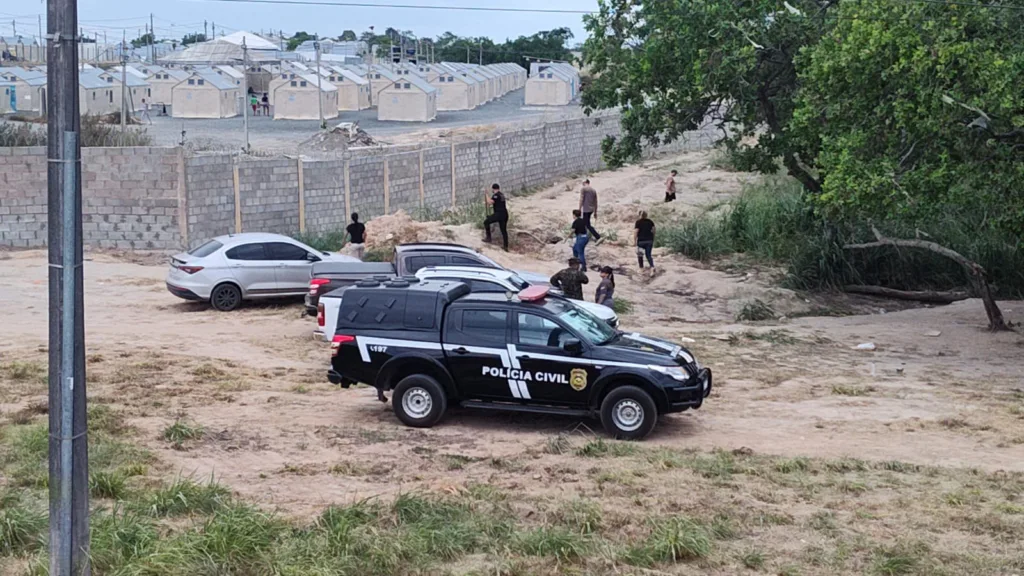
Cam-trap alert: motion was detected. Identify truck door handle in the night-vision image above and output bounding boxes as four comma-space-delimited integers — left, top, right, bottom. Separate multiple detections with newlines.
452, 347, 469, 355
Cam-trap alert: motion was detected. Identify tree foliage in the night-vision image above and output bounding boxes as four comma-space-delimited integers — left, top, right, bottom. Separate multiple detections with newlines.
338, 30, 357, 42
181, 33, 206, 46
286, 31, 315, 51
130, 32, 155, 49
792, 0, 1024, 236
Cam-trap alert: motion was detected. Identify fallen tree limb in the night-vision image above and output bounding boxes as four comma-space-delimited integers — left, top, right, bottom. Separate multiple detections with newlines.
514, 230, 554, 246
843, 285, 969, 304
844, 226, 1010, 331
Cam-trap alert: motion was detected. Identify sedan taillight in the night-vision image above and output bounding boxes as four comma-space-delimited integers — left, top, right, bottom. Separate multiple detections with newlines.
309, 278, 330, 296
178, 265, 204, 275
331, 334, 355, 357
317, 303, 325, 328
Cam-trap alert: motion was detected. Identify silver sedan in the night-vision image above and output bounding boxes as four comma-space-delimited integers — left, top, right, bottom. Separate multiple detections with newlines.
165, 232, 358, 311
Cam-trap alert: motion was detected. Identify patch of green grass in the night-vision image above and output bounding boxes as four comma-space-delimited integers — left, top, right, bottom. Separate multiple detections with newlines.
0, 500, 47, 557
774, 457, 811, 474
553, 499, 602, 535
91, 470, 129, 499
611, 297, 634, 315
1, 361, 47, 385
831, 385, 875, 397
140, 477, 231, 517
870, 542, 926, 576
621, 516, 712, 566
514, 527, 589, 562
162, 418, 204, 449
740, 549, 766, 569
89, 507, 159, 571
736, 299, 776, 322
292, 228, 349, 252
684, 450, 737, 480
362, 246, 392, 263
575, 438, 638, 458
543, 433, 573, 455
441, 453, 476, 470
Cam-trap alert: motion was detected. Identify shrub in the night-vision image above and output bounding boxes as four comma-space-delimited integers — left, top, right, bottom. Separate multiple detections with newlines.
293, 229, 348, 252
0, 502, 47, 557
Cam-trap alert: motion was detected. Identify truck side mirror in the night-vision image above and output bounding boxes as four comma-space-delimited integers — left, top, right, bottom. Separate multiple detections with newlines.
561, 338, 583, 355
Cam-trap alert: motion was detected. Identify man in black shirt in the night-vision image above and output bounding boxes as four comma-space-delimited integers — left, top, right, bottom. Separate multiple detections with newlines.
345, 213, 367, 260
570, 209, 589, 270
483, 183, 509, 251
634, 210, 656, 269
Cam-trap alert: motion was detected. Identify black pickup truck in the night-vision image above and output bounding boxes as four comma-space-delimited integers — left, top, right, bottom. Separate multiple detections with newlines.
328, 279, 711, 439
305, 242, 549, 316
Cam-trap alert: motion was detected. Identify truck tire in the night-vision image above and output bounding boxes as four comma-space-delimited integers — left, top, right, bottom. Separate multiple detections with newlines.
600, 385, 657, 440
392, 374, 447, 428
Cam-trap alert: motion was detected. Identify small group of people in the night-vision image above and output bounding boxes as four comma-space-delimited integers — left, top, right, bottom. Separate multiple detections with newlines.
550, 257, 617, 310
247, 88, 270, 116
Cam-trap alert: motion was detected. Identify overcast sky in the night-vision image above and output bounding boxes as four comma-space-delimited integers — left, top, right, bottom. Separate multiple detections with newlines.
3, 0, 597, 44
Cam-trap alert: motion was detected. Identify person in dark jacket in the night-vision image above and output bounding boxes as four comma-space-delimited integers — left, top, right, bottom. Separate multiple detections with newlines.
570, 209, 589, 271
595, 266, 615, 309
483, 183, 509, 251
550, 257, 589, 301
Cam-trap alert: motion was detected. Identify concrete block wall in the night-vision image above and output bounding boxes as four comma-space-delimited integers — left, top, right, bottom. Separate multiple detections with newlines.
386, 151, 421, 215
453, 142, 480, 206
82, 147, 182, 251
302, 159, 346, 233
185, 154, 235, 248
238, 157, 299, 235
348, 156, 385, 220
0, 112, 716, 250
522, 127, 546, 190
0, 147, 181, 250
0, 147, 47, 247
422, 146, 452, 212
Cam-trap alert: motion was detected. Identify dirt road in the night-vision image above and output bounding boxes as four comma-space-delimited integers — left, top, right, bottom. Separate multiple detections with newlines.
2, 149, 1022, 574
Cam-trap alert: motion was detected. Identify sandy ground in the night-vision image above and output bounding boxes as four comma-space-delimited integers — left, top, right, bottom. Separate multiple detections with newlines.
2, 149, 1023, 523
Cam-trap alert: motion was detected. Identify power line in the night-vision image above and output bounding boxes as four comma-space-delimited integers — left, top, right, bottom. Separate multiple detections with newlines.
180, 0, 595, 14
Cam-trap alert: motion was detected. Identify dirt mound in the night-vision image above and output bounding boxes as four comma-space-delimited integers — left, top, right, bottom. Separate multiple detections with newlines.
299, 122, 377, 153
365, 210, 460, 248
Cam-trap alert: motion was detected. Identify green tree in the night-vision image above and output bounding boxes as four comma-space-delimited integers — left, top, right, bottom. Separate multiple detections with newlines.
793, 0, 1022, 329
286, 31, 315, 51
338, 30, 357, 42
181, 33, 206, 46
130, 32, 155, 49
581, 0, 833, 192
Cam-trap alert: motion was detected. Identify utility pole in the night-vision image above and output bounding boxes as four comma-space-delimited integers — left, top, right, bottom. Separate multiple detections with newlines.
241, 37, 250, 152
479, 43, 482, 65
204, 20, 208, 40
120, 30, 127, 143
149, 13, 154, 63
38, 15, 42, 48
46, 0, 89, 573
212, 22, 216, 38
12, 19, 15, 37
466, 44, 469, 64
314, 35, 325, 129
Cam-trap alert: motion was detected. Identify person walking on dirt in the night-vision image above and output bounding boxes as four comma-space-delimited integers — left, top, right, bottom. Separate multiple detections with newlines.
483, 183, 509, 251
550, 257, 589, 301
665, 170, 678, 203
345, 212, 366, 260
595, 266, 615, 309
261, 93, 270, 116
250, 94, 259, 116
634, 210, 656, 269
579, 179, 602, 242
141, 98, 152, 124
570, 209, 589, 271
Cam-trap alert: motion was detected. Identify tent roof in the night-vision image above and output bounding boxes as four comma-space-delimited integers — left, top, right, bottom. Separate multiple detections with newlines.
219, 31, 279, 50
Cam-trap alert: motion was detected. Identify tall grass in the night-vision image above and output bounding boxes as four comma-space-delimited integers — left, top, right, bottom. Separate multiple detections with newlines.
0, 116, 153, 147
656, 176, 1024, 297
293, 229, 348, 252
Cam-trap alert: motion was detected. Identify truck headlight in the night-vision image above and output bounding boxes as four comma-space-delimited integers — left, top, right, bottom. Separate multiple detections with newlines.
649, 365, 689, 382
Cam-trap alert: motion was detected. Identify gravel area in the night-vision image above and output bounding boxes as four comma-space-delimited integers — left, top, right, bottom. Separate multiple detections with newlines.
144, 89, 586, 153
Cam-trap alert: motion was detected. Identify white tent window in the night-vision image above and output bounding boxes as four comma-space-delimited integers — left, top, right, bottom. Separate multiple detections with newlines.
394, 83, 401, 89
187, 79, 195, 85
300, 81, 307, 87
198, 79, 205, 85
447, 76, 454, 82
290, 81, 297, 87
403, 83, 410, 89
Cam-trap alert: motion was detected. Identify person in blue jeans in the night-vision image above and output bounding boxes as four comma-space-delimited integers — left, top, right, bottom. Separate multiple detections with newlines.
570, 209, 589, 271
634, 210, 656, 269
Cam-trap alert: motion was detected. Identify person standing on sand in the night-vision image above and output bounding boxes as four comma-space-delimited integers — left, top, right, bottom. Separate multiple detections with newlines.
261, 93, 270, 116
634, 210, 656, 269
570, 209, 589, 271
595, 266, 615, 309
483, 183, 509, 251
344, 212, 366, 260
579, 179, 602, 242
665, 170, 678, 203
550, 257, 589, 301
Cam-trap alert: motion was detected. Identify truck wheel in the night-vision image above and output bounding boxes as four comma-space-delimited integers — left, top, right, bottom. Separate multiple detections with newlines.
600, 386, 657, 440
392, 374, 447, 428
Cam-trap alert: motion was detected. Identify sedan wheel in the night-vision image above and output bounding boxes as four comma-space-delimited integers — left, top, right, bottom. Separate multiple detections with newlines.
210, 283, 242, 311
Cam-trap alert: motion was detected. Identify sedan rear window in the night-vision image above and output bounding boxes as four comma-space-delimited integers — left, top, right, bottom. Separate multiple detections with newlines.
188, 240, 223, 258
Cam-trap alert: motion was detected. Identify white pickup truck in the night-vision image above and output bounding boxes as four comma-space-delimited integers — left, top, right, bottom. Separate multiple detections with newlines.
314, 266, 619, 341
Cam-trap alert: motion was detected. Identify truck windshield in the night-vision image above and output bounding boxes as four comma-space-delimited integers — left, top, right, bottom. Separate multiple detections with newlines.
549, 300, 616, 345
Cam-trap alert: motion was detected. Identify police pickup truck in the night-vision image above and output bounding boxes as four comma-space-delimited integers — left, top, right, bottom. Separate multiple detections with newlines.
327, 278, 711, 439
